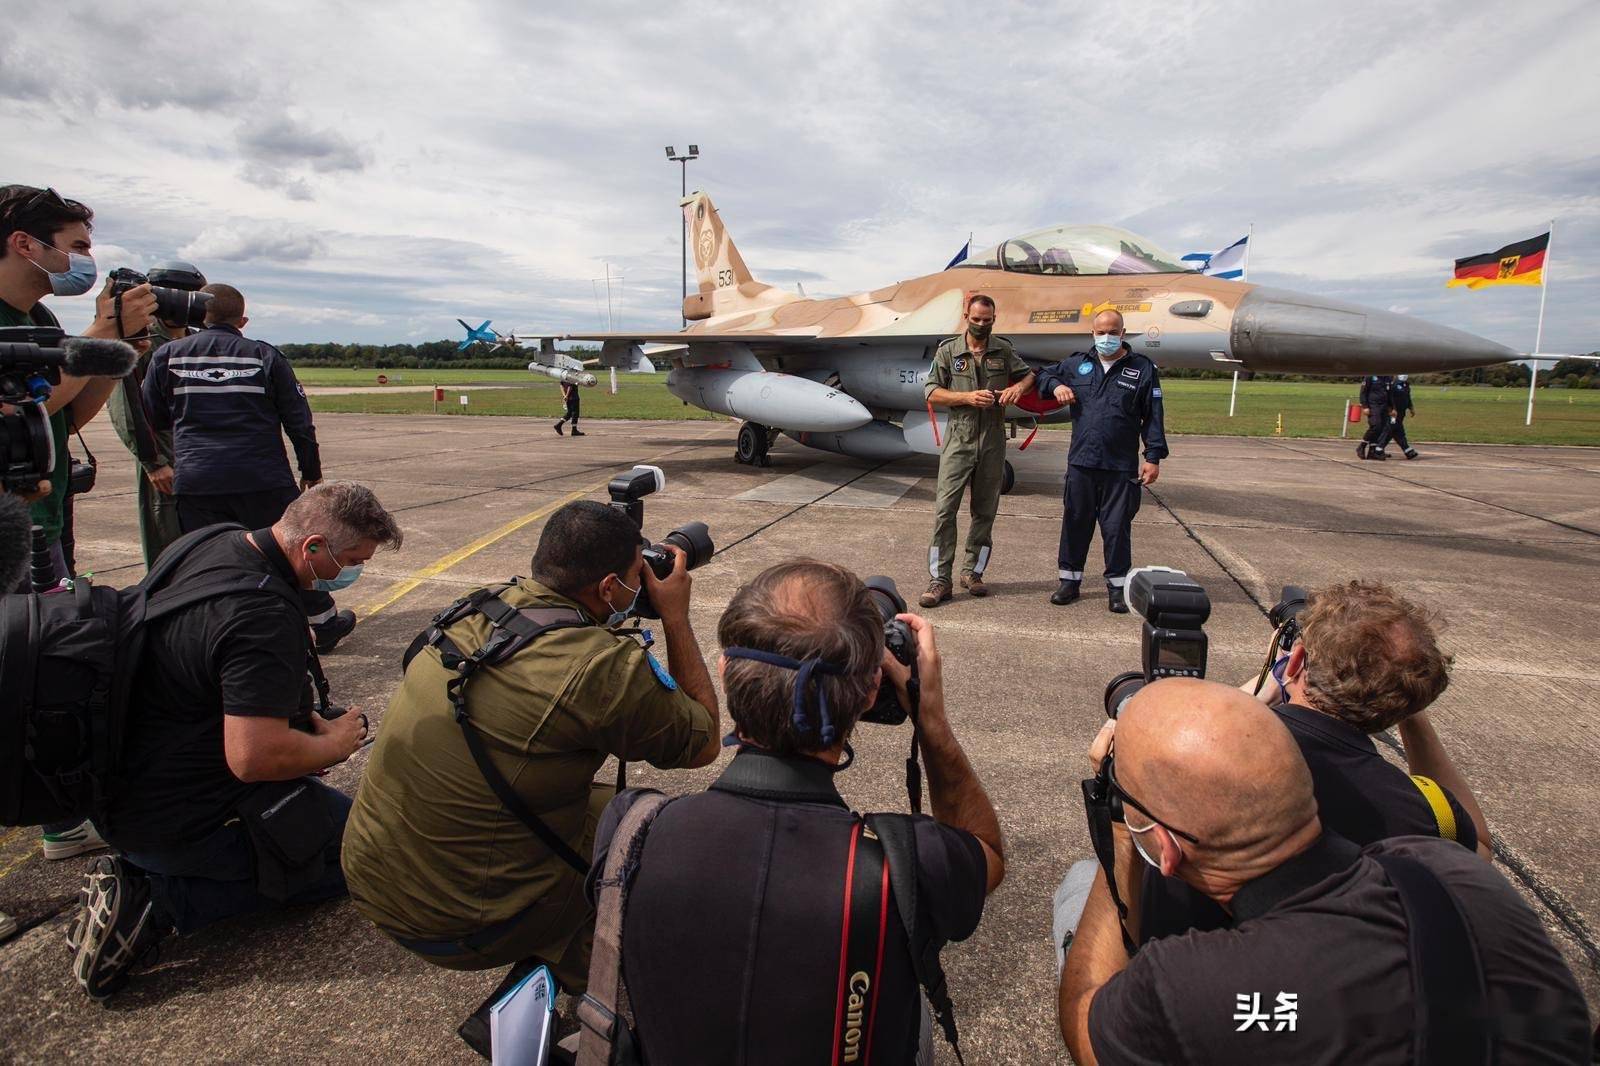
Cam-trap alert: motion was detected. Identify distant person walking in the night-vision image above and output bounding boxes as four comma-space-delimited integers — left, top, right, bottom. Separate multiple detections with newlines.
1356, 374, 1394, 460
1387, 375, 1418, 459
555, 381, 583, 436
143, 284, 356, 652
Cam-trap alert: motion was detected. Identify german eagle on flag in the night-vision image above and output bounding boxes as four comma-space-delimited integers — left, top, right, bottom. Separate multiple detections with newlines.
1449, 232, 1549, 289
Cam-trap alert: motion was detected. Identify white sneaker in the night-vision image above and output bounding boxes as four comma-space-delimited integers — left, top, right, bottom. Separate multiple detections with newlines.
42, 820, 109, 861
0, 910, 17, 943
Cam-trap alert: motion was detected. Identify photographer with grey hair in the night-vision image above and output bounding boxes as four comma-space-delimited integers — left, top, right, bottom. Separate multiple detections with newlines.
67, 481, 401, 1000
579, 560, 1004, 1065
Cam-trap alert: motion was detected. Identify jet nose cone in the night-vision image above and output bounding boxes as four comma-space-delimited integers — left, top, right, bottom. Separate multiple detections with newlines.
1231, 286, 1517, 374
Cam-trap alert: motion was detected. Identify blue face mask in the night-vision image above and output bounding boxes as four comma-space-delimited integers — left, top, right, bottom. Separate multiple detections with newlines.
604, 576, 642, 627
307, 540, 364, 592
1093, 333, 1123, 358
26, 238, 97, 297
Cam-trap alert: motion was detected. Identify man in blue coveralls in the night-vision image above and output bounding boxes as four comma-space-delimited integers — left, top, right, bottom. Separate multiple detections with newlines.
1034, 309, 1168, 613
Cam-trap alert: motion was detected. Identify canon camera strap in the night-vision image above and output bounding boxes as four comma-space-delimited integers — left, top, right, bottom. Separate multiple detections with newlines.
832, 821, 891, 1066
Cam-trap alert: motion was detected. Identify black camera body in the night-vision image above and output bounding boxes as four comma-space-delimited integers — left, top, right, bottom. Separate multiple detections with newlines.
861, 576, 916, 725
1270, 585, 1308, 654
1104, 566, 1212, 718
606, 464, 714, 620
109, 265, 211, 329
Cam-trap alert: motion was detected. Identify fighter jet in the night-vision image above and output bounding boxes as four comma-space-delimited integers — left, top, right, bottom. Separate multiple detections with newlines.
457, 318, 598, 387
562, 192, 1517, 485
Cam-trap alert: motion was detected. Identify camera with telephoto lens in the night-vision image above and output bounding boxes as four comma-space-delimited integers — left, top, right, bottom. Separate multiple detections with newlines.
1103, 566, 1212, 719
861, 576, 917, 725
108, 262, 211, 330
606, 464, 714, 620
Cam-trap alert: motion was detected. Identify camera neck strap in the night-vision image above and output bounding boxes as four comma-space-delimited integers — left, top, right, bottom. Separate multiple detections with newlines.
723, 647, 849, 747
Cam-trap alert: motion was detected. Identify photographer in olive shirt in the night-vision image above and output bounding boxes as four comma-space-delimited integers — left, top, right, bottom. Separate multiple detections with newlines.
342, 501, 718, 990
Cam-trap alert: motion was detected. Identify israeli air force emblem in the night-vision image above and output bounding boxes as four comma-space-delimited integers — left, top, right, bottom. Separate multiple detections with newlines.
172, 367, 259, 383
1078, 360, 1094, 376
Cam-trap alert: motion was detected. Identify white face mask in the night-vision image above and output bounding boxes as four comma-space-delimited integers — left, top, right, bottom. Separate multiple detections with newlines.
604, 576, 641, 626
24, 237, 97, 296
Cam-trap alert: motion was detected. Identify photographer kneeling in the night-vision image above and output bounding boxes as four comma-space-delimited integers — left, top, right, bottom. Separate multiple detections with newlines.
74, 482, 401, 998
342, 500, 719, 991
580, 560, 1004, 1065
1058, 679, 1590, 1063
1124, 579, 1494, 946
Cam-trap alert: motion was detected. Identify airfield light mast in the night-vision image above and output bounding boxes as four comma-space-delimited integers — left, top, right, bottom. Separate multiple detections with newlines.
666, 144, 699, 326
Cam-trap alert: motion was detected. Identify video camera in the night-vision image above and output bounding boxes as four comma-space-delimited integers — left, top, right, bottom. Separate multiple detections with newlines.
1103, 566, 1212, 718
0, 326, 136, 493
606, 465, 713, 619
108, 262, 210, 331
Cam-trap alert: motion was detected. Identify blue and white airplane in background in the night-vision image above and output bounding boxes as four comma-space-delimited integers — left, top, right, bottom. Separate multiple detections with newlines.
455, 317, 606, 387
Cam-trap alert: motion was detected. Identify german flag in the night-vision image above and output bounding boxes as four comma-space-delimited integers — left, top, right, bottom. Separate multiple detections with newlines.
1449, 232, 1549, 289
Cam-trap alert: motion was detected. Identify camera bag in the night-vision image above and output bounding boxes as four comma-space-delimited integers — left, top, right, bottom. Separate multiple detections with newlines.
0, 523, 299, 827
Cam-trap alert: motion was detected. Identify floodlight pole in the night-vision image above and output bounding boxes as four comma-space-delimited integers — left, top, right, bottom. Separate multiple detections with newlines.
666, 145, 700, 327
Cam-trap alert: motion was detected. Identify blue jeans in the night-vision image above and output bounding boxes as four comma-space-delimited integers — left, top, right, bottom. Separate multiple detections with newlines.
121, 780, 351, 936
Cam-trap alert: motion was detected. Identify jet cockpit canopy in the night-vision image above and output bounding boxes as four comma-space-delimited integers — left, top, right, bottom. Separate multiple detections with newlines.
966, 224, 1196, 276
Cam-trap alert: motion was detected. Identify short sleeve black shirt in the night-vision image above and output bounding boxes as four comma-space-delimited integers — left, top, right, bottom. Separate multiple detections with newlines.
589, 749, 988, 1066
1139, 702, 1479, 942
1092, 835, 1591, 1065
105, 529, 311, 851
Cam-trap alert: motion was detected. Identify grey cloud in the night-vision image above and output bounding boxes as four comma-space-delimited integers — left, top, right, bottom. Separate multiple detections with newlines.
180, 224, 327, 263
238, 112, 369, 174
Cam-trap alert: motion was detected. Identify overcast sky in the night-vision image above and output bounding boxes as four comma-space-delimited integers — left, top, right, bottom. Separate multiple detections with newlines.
6, 0, 1597, 354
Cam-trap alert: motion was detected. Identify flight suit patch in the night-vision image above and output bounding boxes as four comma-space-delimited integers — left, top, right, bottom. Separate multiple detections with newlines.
953, 356, 969, 372
1077, 360, 1094, 376
644, 650, 677, 691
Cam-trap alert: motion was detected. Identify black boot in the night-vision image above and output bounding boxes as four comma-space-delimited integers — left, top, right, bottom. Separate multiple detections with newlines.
1050, 579, 1081, 606
1108, 585, 1129, 614
1356, 441, 1368, 459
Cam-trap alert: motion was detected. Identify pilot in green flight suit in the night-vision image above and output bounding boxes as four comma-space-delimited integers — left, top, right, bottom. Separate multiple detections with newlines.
921, 294, 1034, 607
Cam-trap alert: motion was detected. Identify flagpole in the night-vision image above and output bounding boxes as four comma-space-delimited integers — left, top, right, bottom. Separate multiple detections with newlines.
1230, 223, 1253, 419
1526, 219, 1554, 427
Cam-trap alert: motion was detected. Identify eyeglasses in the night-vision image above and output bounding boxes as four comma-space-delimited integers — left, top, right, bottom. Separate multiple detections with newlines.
1105, 747, 1201, 845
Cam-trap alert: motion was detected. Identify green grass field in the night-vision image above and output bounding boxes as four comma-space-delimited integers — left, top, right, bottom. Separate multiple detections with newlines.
300, 370, 1600, 447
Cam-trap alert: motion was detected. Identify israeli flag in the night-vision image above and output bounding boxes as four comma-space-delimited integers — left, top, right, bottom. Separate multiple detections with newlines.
1182, 234, 1249, 279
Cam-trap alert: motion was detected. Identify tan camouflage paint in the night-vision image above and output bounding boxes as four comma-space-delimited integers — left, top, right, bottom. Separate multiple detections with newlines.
676, 191, 1248, 354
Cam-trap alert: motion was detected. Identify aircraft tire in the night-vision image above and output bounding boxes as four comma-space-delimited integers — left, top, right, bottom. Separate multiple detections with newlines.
1001, 459, 1016, 496
737, 421, 770, 466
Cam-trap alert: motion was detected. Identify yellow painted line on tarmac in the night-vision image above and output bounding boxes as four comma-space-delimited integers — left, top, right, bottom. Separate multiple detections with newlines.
357, 483, 601, 620
356, 423, 733, 621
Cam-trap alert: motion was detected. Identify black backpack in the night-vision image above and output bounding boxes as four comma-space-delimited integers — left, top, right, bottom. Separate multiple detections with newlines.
0, 523, 300, 827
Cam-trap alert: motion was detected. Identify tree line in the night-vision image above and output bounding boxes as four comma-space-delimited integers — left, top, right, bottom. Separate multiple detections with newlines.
276, 339, 1597, 389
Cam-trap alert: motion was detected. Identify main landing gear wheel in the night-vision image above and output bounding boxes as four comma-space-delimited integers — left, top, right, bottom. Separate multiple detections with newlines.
1001, 459, 1016, 495
737, 421, 772, 467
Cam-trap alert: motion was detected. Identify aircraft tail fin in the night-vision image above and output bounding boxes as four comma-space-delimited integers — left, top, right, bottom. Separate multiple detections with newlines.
681, 191, 793, 321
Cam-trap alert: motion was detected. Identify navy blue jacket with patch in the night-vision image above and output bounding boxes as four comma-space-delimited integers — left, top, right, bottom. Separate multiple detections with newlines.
143, 324, 322, 496
1035, 346, 1168, 472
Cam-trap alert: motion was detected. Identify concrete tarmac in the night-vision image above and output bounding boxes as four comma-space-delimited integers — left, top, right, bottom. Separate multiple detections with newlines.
3, 413, 1597, 1063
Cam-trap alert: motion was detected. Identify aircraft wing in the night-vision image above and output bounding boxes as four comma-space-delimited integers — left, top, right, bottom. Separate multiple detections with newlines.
563, 330, 948, 348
